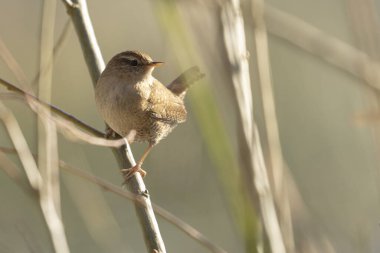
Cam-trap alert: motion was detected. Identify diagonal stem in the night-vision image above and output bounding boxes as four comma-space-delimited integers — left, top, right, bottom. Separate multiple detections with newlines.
0, 77, 103, 137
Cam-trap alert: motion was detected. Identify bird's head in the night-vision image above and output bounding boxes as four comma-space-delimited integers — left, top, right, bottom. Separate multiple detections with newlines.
105, 51, 163, 81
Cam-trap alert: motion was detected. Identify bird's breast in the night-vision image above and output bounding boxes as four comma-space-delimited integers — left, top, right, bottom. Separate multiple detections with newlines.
95, 76, 154, 139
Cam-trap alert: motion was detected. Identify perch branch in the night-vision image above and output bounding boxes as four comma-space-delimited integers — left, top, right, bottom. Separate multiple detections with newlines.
61, 0, 166, 252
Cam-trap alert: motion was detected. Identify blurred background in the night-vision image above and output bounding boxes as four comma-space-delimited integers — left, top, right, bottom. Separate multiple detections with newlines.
1, 0, 380, 252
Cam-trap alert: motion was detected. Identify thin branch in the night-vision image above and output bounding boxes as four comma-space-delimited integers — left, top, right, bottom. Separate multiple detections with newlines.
28, 99, 124, 147
0, 89, 124, 148
0, 147, 228, 253
61, 1, 166, 252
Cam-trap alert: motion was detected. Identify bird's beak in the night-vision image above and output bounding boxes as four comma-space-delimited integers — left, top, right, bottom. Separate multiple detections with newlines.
149, 61, 164, 67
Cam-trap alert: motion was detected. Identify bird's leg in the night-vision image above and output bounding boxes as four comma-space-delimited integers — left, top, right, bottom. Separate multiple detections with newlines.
123, 143, 154, 180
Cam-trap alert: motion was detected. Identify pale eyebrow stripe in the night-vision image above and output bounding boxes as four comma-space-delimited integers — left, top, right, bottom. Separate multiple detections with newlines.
120, 56, 135, 61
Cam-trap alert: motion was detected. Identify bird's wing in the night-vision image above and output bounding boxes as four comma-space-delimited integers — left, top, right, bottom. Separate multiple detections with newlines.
146, 79, 187, 124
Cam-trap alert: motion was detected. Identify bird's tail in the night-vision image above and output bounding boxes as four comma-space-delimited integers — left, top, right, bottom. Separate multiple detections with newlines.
167, 66, 205, 99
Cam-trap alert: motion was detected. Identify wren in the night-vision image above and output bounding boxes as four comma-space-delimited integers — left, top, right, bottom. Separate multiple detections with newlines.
95, 51, 204, 179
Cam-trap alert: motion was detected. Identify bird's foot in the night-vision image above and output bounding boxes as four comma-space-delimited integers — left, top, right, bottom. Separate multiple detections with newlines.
105, 126, 118, 139
122, 165, 147, 181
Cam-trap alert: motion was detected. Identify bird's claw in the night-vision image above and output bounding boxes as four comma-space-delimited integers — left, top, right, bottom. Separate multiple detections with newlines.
105, 126, 118, 139
122, 165, 147, 181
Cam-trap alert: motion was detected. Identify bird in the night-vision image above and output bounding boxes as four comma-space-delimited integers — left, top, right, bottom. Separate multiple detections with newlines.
95, 50, 204, 180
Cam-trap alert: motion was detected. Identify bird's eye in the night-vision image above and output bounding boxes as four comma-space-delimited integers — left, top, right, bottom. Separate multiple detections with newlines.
130, 60, 138, 66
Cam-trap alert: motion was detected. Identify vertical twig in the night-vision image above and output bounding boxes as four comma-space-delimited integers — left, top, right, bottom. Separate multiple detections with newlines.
251, 0, 295, 252
38, 1, 70, 252
38, 0, 59, 214
220, 0, 286, 252
61, 1, 166, 252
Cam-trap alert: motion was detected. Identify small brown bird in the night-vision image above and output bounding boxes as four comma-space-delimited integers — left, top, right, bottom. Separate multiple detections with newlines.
95, 51, 203, 179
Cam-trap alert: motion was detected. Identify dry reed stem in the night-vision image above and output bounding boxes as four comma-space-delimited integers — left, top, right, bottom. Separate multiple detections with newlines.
38, 0, 59, 211
221, 0, 286, 252
251, 0, 295, 251
37, 1, 70, 252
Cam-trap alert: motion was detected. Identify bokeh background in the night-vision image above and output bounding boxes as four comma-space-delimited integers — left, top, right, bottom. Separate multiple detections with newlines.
1, 0, 380, 253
